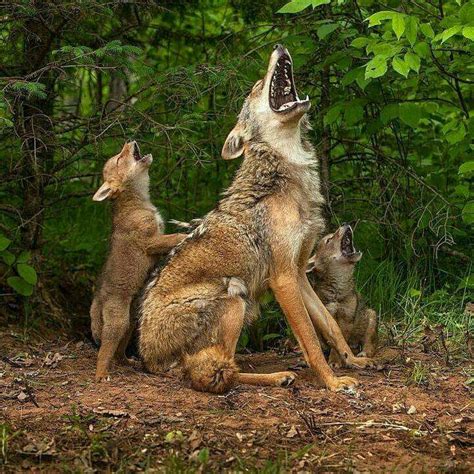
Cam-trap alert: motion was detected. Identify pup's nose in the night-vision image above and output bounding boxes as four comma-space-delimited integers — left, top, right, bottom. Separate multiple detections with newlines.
273, 43, 284, 51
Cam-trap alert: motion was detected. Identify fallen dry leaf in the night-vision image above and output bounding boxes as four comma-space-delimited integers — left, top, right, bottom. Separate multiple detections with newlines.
286, 425, 298, 438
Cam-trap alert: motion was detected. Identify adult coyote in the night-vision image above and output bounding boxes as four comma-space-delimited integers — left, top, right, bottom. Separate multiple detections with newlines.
139, 45, 372, 393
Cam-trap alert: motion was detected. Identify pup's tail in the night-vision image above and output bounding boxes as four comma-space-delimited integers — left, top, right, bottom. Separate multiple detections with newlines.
183, 346, 238, 394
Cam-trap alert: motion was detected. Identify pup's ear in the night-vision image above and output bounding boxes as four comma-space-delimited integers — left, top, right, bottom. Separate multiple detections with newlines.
92, 181, 114, 201
306, 255, 317, 273
221, 125, 244, 160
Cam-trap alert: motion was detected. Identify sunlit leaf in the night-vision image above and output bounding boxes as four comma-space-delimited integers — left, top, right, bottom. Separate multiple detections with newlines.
392, 56, 409, 77
392, 14, 406, 40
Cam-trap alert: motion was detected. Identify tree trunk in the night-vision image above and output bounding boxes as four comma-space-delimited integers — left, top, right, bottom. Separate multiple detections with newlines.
13, 6, 56, 252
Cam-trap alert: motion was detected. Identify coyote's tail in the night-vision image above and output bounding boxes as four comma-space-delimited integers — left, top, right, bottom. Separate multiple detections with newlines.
183, 346, 238, 394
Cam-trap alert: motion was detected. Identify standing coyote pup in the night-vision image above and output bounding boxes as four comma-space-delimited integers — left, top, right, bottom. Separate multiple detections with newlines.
139, 45, 372, 393
307, 224, 378, 368
91, 141, 185, 381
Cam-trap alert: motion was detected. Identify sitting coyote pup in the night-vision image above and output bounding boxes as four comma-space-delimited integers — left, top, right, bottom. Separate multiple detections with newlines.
91, 141, 185, 381
139, 45, 372, 393
307, 224, 378, 368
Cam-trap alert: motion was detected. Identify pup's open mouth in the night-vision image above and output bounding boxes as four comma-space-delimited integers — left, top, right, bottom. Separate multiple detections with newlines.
341, 226, 358, 258
269, 51, 310, 114
132, 142, 142, 161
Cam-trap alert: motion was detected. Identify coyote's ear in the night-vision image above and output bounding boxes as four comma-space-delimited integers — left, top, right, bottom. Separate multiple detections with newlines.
92, 181, 114, 201
222, 125, 244, 160
306, 255, 317, 273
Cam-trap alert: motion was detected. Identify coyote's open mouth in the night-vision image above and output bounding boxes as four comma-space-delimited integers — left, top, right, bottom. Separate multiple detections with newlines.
269, 49, 309, 114
341, 226, 357, 257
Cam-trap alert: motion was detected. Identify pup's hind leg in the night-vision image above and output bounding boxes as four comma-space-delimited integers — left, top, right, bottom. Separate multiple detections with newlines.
90, 297, 103, 345
114, 322, 139, 368
359, 309, 378, 357
218, 298, 296, 389
95, 296, 132, 381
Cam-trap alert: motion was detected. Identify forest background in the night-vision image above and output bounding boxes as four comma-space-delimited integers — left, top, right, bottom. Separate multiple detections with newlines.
0, 0, 472, 349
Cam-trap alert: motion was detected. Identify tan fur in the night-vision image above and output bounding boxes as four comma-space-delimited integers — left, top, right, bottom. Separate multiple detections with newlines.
183, 346, 238, 394
308, 225, 378, 368
139, 46, 372, 393
91, 142, 185, 381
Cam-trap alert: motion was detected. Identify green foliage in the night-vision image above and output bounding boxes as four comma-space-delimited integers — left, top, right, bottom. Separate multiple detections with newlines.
0, 0, 472, 344
1, 236, 37, 297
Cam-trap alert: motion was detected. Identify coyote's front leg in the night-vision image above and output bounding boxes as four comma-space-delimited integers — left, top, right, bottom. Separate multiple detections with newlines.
299, 274, 374, 369
270, 271, 358, 391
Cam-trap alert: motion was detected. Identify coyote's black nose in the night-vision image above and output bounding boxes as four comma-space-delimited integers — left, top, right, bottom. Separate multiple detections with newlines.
273, 43, 283, 51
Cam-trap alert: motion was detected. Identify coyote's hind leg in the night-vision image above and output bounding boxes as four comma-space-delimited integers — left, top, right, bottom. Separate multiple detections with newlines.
218, 297, 296, 389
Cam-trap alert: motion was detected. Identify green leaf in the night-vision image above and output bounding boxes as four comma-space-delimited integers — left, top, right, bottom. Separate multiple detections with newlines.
7, 276, 34, 297
414, 41, 430, 58
367, 11, 395, 27
277, 0, 314, 13
16, 251, 31, 264
365, 56, 388, 79
405, 16, 418, 46
441, 25, 463, 43
317, 23, 339, 40
409, 288, 421, 297
459, 3, 474, 24
392, 56, 409, 77
324, 105, 343, 125
454, 184, 470, 198
0, 234, 11, 251
459, 161, 474, 175
392, 14, 406, 40
351, 37, 368, 49
462, 202, 474, 225
1, 250, 15, 266
16, 263, 38, 285
197, 448, 210, 464
345, 104, 364, 125
380, 104, 400, 124
462, 26, 474, 40
445, 125, 466, 144
399, 103, 421, 127
404, 52, 420, 72
420, 23, 434, 39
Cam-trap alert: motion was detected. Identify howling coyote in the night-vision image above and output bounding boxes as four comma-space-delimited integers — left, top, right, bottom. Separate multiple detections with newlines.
90, 142, 185, 381
307, 224, 378, 368
139, 45, 373, 393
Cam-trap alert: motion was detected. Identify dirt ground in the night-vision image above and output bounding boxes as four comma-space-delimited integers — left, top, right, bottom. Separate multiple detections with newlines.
0, 329, 472, 473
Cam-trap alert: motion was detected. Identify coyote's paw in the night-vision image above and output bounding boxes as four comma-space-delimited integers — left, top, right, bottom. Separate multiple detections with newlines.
95, 374, 111, 383
328, 351, 343, 369
347, 355, 375, 369
276, 371, 296, 387
326, 376, 359, 392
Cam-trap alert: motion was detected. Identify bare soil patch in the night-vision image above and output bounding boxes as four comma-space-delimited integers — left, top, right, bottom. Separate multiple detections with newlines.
1, 329, 472, 472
